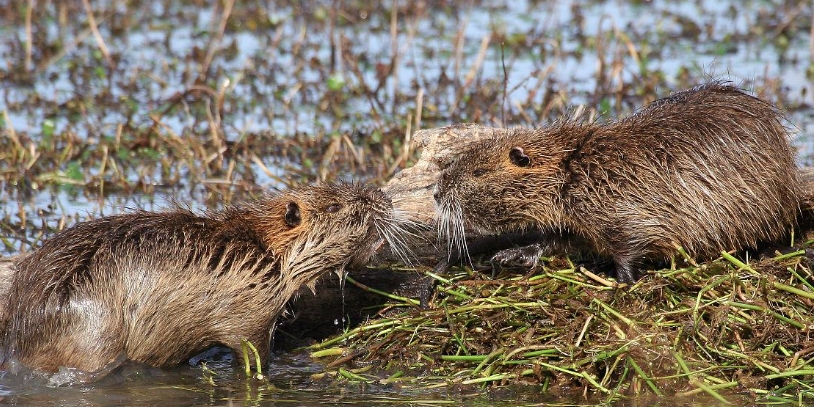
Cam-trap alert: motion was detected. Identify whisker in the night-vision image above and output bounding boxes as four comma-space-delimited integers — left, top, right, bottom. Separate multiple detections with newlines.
376, 214, 419, 266
435, 199, 470, 264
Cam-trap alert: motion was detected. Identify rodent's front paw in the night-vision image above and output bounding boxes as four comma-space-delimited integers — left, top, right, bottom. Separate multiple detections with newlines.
490, 243, 545, 271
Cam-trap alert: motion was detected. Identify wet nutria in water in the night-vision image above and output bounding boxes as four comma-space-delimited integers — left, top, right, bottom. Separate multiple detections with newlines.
434, 82, 800, 283
1, 183, 407, 378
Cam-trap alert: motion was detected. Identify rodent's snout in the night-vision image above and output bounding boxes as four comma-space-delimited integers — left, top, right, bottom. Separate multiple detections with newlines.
374, 187, 392, 205
361, 187, 393, 218
357, 186, 388, 205
433, 170, 451, 203
367, 187, 392, 211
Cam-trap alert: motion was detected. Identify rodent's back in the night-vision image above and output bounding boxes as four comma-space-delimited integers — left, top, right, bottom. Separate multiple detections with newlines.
562, 83, 798, 259
4, 210, 282, 371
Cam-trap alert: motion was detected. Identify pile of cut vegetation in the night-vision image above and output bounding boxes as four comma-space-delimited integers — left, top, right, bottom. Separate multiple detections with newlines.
309, 246, 814, 404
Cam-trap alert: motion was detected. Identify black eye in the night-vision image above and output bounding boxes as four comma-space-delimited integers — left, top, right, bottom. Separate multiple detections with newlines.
284, 201, 301, 227
326, 203, 342, 213
472, 168, 488, 177
509, 146, 531, 167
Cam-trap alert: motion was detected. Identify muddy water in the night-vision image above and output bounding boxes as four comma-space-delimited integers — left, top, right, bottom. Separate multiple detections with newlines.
0, 0, 812, 404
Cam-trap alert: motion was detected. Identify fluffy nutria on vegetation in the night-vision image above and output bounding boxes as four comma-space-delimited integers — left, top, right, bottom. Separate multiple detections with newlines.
434, 82, 800, 283
1, 183, 407, 378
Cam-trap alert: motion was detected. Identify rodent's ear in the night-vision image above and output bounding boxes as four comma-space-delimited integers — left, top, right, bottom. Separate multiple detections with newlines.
509, 147, 531, 167
284, 201, 301, 227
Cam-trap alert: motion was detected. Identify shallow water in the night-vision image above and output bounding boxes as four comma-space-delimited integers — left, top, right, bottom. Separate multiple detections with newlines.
0, 352, 572, 406
1, 0, 813, 404
0, 351, 752, 407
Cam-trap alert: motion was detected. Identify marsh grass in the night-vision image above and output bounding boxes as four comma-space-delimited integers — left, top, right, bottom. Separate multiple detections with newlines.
309, 245, 814, 404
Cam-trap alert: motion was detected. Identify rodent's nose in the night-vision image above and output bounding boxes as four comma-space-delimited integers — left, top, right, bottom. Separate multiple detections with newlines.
433, 171, 450, 203
375, 187, 392, 205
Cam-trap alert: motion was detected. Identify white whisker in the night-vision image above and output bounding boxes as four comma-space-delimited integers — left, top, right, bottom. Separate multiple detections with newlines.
435, 197, 471, 265
375, 211, 420, 266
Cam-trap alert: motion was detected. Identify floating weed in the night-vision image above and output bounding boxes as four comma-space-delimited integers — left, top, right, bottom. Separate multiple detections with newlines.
240, 339, 266, 382
200, 362, 217, 386
308, 250, 814, 403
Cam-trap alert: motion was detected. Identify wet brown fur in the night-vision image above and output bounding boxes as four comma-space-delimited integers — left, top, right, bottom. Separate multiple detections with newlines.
435, 82, 800, 283
2, 183, 397, 376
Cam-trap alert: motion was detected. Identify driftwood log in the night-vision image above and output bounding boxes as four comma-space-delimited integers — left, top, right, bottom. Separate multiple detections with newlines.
383, 124, 509, 227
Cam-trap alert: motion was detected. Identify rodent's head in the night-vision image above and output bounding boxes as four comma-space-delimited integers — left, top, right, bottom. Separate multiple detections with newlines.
433, 127, 574, 252
251, 182, 407, 286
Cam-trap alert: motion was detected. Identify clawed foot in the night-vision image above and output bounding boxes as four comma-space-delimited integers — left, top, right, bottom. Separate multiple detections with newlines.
490, 243, 546, 277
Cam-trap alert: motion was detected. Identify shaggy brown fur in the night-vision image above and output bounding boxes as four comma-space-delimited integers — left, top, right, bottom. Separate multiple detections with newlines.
1, 183, 406, 377
434, 82, 800, 283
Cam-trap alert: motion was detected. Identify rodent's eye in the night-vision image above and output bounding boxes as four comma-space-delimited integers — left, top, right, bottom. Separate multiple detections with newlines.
472, 168, 488, 177
326, 203, 343, 213
284, 201, 301, 227
509, 146, 531, 167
